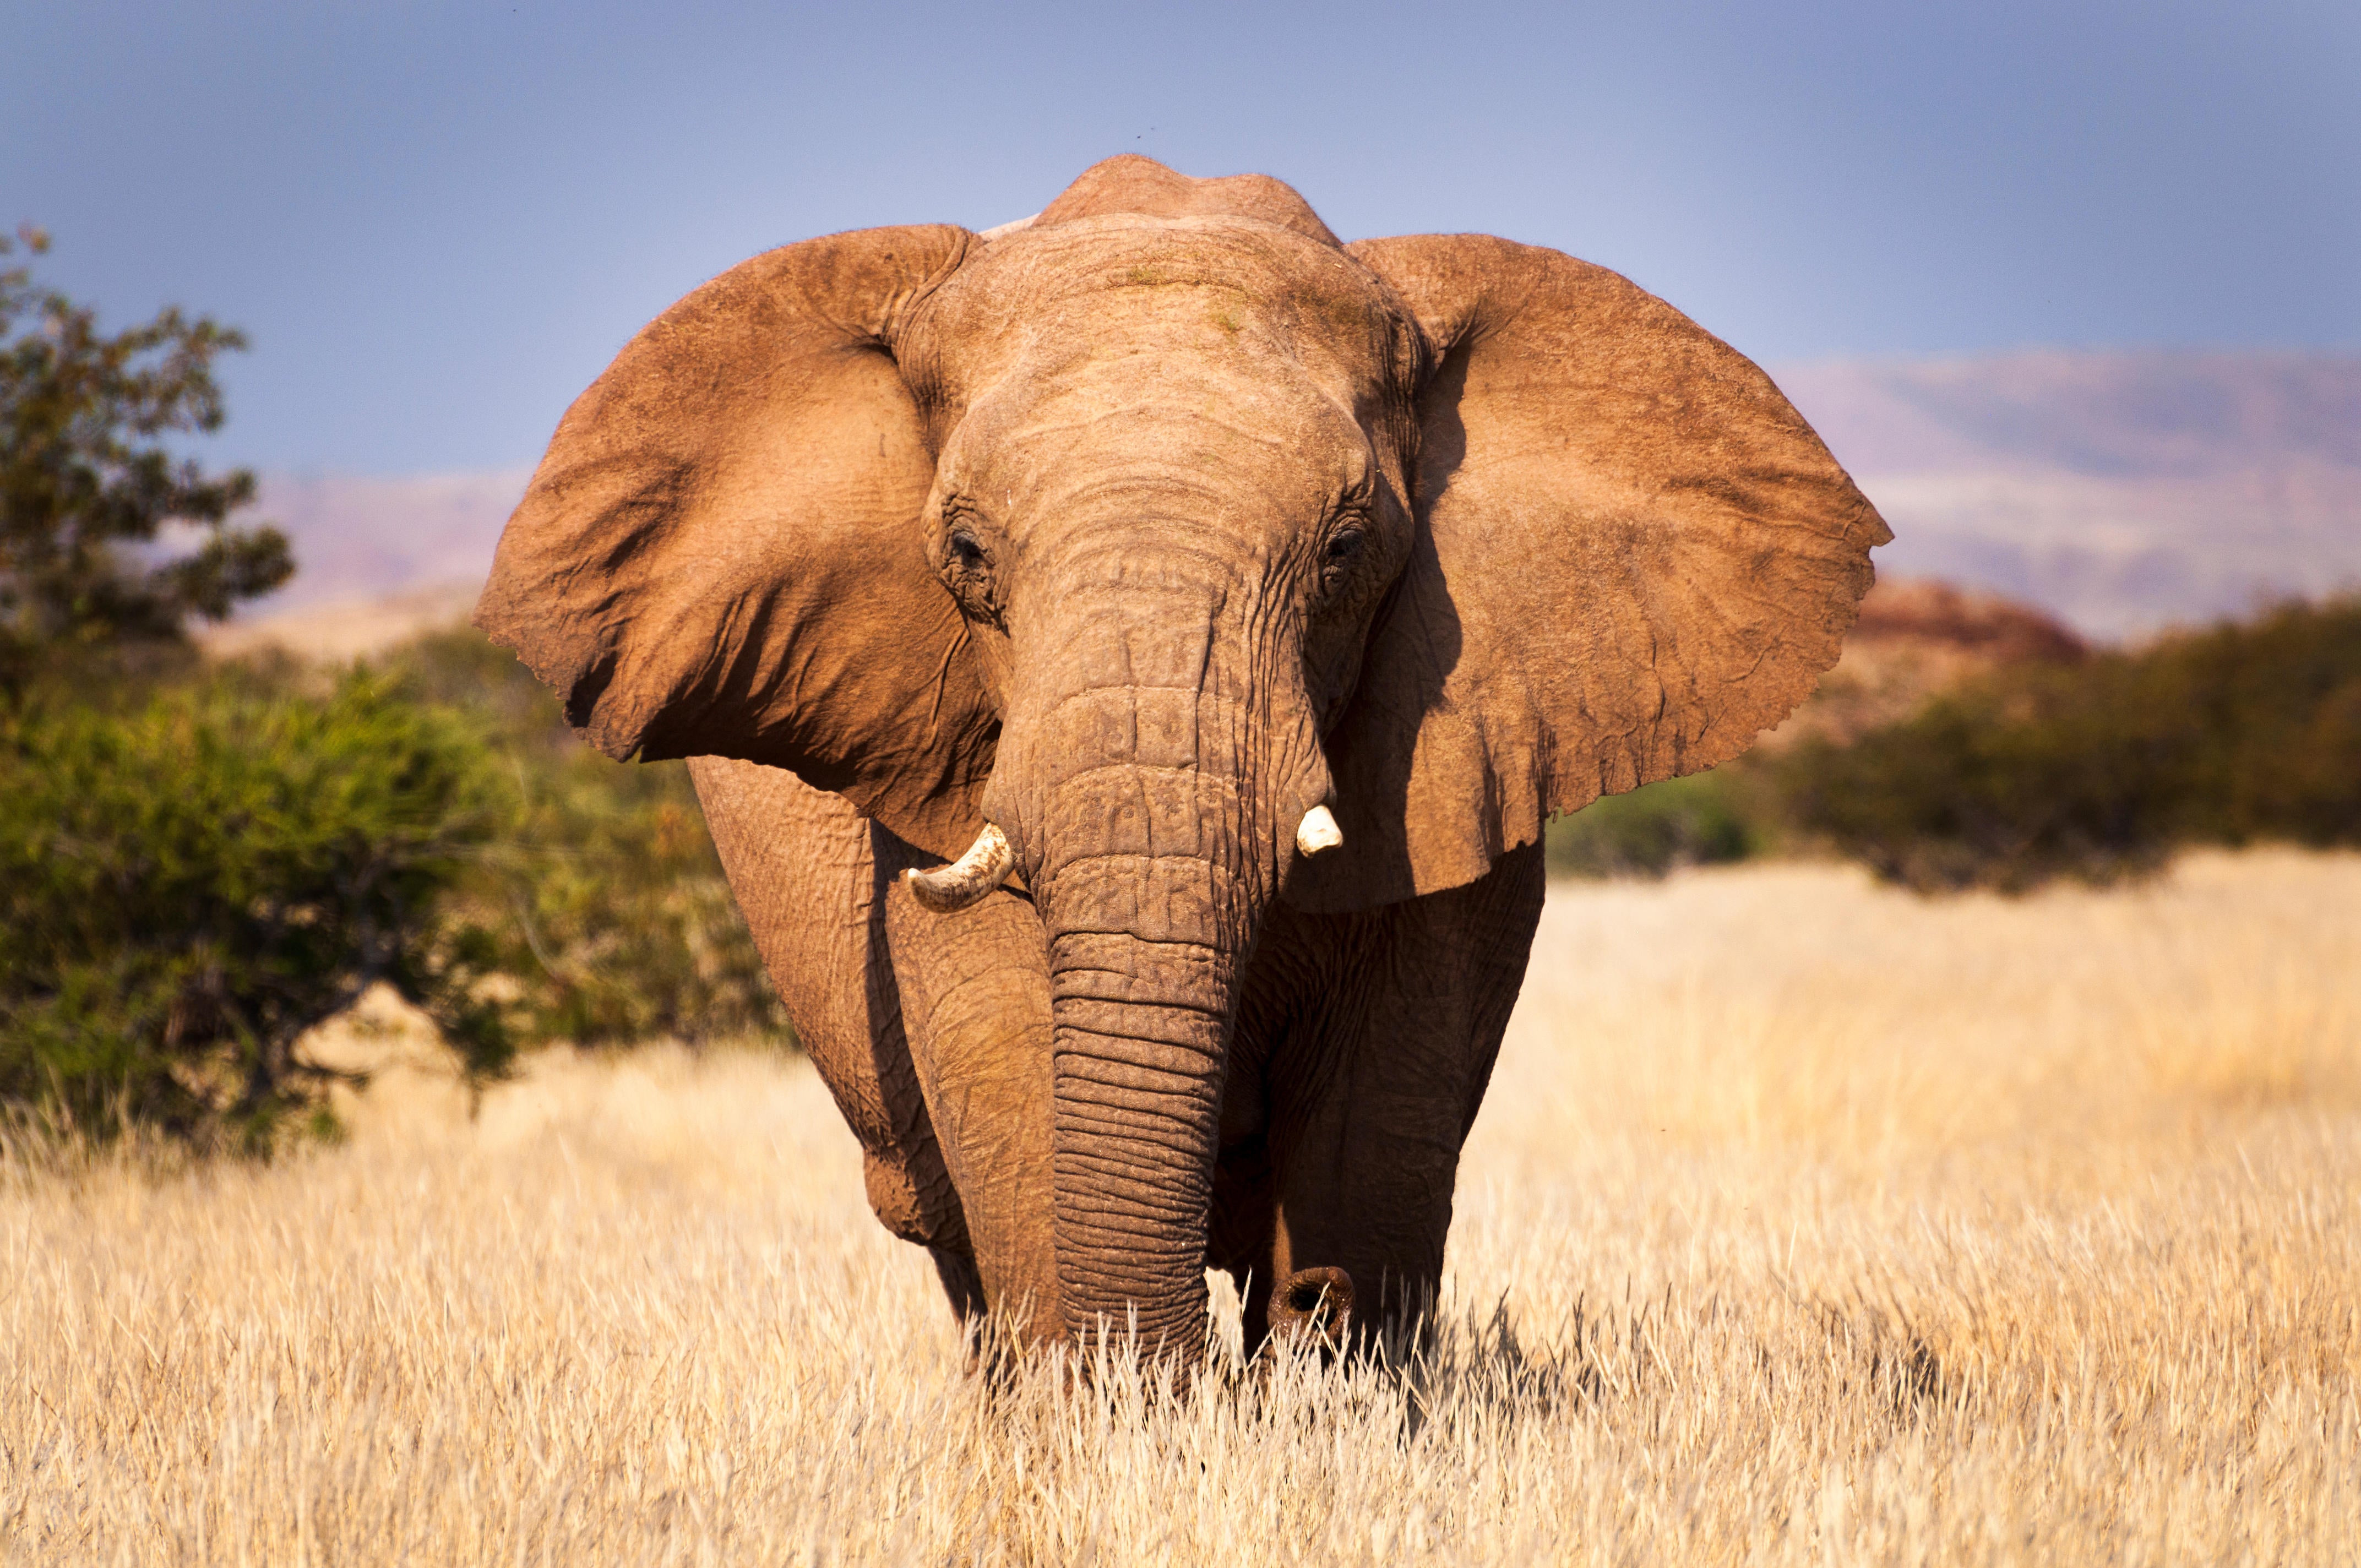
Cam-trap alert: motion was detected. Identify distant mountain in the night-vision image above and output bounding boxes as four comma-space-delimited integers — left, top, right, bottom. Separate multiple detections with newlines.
1774, 351, 2361, 639
249, 469, 527, 614
213, 470, 527, 656
228, 351, 2360, 650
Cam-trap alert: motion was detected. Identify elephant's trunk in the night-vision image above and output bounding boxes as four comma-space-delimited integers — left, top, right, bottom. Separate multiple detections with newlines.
1033, 745, 1260, 1355
988, 573, 1326, 1359
1269, 1265, 1355, 1352
1046, 897, 1237, 1349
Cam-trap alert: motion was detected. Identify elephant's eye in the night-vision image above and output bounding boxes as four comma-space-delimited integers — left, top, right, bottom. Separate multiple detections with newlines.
941, 521, 999, 623
1318, 525, 1367, 594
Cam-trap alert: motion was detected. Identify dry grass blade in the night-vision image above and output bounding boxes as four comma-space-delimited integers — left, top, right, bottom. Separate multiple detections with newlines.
4, 849, 2358, 1563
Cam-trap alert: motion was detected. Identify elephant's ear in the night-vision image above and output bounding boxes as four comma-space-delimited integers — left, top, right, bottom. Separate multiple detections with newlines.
1288, 234, 1890, 911
474, 225, 999, 862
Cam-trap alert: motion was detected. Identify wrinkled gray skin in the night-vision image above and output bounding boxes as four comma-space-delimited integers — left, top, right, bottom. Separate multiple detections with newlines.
476, 156, 1889, 1363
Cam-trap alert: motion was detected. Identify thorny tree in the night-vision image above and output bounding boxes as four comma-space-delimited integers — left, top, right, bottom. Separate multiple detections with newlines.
0, 226, 291, 696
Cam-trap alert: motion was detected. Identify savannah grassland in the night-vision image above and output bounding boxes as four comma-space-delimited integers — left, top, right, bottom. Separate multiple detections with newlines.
3, 851, 2357, 1565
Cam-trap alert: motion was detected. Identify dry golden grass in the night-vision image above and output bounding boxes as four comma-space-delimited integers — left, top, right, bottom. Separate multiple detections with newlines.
4, 850, 2358, 1564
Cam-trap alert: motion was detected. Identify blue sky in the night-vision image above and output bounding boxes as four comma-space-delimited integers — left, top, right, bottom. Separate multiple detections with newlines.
6, 0, 2355, 474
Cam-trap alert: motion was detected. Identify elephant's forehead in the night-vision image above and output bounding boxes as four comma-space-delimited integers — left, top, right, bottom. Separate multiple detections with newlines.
923, 216, 1405, 386
946, 365, 1374, 499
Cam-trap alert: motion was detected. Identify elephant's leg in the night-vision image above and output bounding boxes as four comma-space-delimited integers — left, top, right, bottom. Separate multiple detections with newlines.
1239, 841, 1547, 1353
687, 759, 980, 1318
874, 841, 1064, 1345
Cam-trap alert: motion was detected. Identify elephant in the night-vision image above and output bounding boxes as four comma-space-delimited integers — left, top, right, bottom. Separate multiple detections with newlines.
474, 155, 1888, 1363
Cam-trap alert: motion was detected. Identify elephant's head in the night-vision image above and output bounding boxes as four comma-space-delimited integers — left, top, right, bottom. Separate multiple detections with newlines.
476, 156, 1887, 1353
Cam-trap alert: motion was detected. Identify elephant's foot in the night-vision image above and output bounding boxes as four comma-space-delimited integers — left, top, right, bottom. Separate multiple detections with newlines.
1267, 1265, 1354, 1354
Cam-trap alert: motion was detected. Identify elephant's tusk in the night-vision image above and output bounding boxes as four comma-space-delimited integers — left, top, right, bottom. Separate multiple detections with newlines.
904, 822, 1014, 913
1296, 804, 1343, 857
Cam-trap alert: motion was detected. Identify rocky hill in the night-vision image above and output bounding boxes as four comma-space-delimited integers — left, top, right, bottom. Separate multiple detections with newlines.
1765, 577, 2086, 747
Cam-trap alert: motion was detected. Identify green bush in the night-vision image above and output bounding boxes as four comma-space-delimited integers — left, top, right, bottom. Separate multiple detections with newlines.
1, 239, 784, 1153
1546, 769, 1765, 879
471, 745, 784, 1046
383, 627, 786, 1048
1778, 596, 2361, 892
0, 669, 516, 1150
2156, 597, 2361, 847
